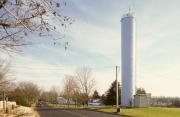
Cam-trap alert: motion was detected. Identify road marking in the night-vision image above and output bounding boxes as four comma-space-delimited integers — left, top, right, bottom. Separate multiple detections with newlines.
62, 110, 89, 117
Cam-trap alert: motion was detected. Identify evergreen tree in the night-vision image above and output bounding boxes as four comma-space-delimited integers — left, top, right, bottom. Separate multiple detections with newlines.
92, 90, 100, 99
104, 80, 121, 106
136, 88, 146, 94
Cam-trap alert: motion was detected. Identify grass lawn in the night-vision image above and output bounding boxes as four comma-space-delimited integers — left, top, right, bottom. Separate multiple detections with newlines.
48, 103, 180, 117
95, 107, 180, 117
48, 103, 84, 108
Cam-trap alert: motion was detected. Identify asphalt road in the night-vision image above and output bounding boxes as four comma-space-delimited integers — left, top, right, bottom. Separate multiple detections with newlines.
37, 108, 123, 117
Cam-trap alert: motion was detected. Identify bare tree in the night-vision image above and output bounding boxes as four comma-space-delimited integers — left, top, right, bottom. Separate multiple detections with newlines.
75, 67, 95, 106
0, 59, 11, 91
0, 59, 9, 110
41, 91, 57, 103
63, 75, 78, 107
0, 0, 72, 51
16, 81, 40, 104
40, 87, 58, 103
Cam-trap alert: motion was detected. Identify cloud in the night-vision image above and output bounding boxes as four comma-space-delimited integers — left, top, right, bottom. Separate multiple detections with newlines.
10, 54, 74, 90
10, 53, 118, 93
67, 21, 120, 56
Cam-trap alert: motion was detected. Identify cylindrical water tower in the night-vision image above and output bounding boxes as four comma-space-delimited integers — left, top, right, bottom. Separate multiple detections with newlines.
121, 13, 136, 107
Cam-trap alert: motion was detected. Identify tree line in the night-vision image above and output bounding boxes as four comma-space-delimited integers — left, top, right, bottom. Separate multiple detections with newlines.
0, 64, 96, 107
0, 60, 58, 106
3, 59, 180, 108
151, 97, 180, 107
1, 59, 156, 108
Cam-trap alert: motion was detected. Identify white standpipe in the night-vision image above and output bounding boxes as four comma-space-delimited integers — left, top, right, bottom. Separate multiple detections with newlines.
121, 13, 136, 107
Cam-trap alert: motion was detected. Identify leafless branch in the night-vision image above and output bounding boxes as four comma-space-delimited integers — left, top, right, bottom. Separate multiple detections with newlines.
0, 0, 73, 51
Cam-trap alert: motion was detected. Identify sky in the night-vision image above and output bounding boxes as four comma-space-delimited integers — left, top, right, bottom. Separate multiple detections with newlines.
1, 0, 180, 97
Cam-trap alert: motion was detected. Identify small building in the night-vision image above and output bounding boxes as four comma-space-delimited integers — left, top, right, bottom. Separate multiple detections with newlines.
88, 99, 102, 106
57, 97, 67, 104
134, 94, 151, 107
57, 97, 75, 105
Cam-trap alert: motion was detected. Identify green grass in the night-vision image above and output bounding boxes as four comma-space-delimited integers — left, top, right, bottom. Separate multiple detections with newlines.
48, 103, 180, 117
48, 103, 84, 108
122, 107, 180, 117
94, 107, 180, 117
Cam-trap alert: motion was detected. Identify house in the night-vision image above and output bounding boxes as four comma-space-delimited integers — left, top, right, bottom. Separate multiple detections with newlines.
88, 99, 102, 106
57, 97, 67, 104
57, 97, 75, 105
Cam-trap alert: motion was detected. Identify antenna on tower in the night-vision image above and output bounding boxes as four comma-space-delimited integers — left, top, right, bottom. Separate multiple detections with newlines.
129, 7, 131, 13
129, 0, 135, 14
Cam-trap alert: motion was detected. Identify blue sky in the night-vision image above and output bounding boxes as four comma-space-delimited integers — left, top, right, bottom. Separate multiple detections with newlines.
4, 0, 180, 97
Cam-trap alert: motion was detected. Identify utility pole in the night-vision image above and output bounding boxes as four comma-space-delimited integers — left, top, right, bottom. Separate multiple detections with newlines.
116, 66, 120, 112
3, 90, 6, 113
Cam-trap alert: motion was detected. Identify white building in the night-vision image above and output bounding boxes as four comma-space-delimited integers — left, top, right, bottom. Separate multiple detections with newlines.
134, 94, 151, 108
